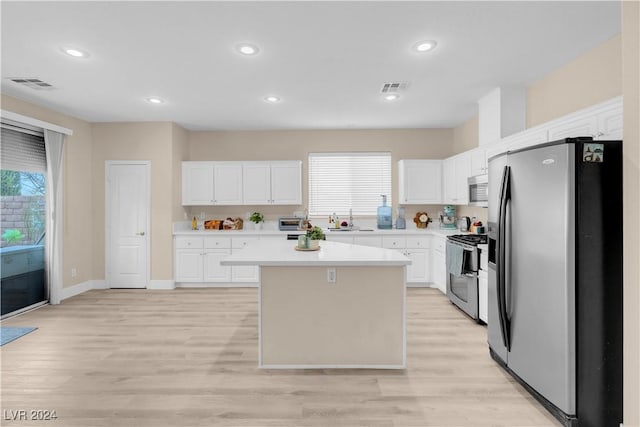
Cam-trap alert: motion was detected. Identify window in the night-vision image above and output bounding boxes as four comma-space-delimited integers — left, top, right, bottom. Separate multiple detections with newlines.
1, 124, 47, 246
308, 152, 392, 216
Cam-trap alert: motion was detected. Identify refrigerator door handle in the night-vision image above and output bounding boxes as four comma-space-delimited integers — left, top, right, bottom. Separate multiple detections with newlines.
497, 165, 512, 351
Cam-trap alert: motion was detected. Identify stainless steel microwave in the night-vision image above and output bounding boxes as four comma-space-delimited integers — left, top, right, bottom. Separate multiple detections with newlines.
468, 174, 489, 207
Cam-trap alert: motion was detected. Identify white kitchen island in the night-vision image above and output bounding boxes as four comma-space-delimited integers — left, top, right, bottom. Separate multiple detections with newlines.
221, 239, 410, 369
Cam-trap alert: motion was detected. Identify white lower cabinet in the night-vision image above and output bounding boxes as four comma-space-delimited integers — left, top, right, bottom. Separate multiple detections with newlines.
431, 235, 447, 294
353, 236, 382, 247
175, 249, 204, 282
325, 234, 354, 244
404, 236, 430, 285
478, 270, 488, 324
405, 249, 429, 284
231, 237, 259, 283
203, 249, 232, 282
175, 232, 446, 288
175, 236, 258, 285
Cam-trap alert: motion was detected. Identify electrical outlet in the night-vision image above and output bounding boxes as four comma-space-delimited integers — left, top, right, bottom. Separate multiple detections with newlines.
200, 212, 205, 220
71, 268, 77, 278
327, 268, 336, 283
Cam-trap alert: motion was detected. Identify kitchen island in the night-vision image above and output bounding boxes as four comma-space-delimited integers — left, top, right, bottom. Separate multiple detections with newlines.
221, 239, 410, 369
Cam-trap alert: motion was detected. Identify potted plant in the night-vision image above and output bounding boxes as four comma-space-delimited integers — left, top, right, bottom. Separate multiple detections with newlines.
249, 212, 264, 230
306, 226, 325, 249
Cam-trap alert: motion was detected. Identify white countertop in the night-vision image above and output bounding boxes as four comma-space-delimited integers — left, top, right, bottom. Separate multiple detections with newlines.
220, 239, 411, 267
173, 221, 461, 238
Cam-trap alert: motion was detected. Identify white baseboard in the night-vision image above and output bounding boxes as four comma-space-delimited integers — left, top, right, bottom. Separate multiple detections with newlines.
175, 282, 259, 288
60, 279, 256, 300
259, 364, 405, 370
60, 280, 106, 301
148, 280, 175, 290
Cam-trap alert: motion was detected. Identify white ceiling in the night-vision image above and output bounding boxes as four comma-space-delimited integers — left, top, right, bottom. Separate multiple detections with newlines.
1, 1, 621, 131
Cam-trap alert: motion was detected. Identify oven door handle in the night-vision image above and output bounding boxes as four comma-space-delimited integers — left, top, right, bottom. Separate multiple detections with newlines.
497, 165, 512, 351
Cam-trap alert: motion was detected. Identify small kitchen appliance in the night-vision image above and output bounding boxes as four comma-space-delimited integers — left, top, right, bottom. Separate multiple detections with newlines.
439, 205, 457, 229
458, 216, 471, 232
278, 217, 303, 231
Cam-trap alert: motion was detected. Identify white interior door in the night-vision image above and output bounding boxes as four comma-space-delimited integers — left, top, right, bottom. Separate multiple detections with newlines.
106, 161, 150, 288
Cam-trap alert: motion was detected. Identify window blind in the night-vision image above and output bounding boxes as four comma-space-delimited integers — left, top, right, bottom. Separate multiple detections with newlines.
1, 124, 46, 173
308, 152, 392, 216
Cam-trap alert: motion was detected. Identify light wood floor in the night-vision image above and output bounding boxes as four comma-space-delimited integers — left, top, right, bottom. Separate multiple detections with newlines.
1, 288, 559, 427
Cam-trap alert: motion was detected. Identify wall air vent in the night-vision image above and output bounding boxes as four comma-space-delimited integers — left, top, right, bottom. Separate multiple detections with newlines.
7, 78, 55, 90
380, 82, 409, 93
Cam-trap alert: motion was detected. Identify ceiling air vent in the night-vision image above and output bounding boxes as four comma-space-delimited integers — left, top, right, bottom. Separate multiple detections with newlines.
381, 82, 409, 94
7, 78, 55, 90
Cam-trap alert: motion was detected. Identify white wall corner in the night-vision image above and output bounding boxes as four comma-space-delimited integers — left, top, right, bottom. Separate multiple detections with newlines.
148, 280, 175, 290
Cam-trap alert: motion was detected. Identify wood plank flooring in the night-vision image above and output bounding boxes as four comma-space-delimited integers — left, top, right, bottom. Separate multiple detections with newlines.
0, 288, 559, 427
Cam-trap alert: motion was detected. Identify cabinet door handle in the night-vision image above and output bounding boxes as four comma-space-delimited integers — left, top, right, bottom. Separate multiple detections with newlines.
136, 232, 145, 236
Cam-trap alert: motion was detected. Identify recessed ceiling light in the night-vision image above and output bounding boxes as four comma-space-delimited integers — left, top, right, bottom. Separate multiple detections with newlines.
145, 96, 165, 104
384, 94, 400, 101
236, 43, 260, 56
61, 46, 90, 58
412, 40, 438, 53
264, 96, 281, 103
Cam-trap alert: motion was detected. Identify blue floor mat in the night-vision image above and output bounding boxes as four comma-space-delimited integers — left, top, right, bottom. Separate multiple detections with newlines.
0, 326, 37, 346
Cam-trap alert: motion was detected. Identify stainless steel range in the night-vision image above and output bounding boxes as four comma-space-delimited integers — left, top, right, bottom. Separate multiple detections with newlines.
446, 234, 487, 322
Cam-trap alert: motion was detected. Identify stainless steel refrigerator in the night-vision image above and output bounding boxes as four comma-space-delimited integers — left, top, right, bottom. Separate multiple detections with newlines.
487, 137, 622, 427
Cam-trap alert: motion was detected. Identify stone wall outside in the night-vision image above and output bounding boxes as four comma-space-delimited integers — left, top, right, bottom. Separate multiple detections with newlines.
1, 195, 46, 247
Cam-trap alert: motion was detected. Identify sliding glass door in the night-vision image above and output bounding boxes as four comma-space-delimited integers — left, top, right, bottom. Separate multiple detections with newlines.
1, 125, 48, 317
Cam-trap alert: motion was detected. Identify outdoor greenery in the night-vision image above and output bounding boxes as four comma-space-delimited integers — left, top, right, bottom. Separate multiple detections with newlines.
1, 170, 45, 196
2, 229, 24, 244
1, 170, 21, 195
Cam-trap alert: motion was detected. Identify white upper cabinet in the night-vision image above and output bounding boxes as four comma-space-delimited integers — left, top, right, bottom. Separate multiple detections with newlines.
243, 161, 302, 205
442, 152, 470, 205
547, 115, 599, 141
546, 97, 622, 141
182, 162, 215, 205
242, 163, 271, 205
183, 160, 301, 206
270, 161, 302, 205
596, 105, 623, 140
469, 148, 487, 176
397, 160, 442, 204
182, 162, 243, 206
213, 163, 243, 205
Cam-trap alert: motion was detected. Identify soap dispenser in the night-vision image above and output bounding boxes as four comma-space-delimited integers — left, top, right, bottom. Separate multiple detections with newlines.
377, 195, 392, 229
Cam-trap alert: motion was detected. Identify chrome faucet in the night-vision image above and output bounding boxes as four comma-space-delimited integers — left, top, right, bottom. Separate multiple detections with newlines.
348, 208, 353, 229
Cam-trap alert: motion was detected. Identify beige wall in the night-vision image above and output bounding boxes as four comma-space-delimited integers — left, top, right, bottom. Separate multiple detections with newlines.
1, 94, 94, 289
622, 1, 640, 425
92, 122, 176, 281
188, 129, 455, 223
171, 123, 189, 222
527, 34, 623, 128
452, 115, 479, 154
